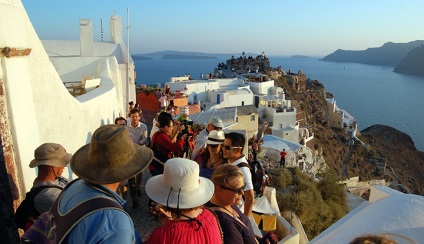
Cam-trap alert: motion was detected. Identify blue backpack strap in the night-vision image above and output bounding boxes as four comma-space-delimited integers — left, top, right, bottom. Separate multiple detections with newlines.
51, 179, 127, 243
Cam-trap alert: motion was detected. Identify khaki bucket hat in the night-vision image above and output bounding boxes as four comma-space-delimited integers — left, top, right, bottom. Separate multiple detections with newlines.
71, 124, 154, 184
29, 143, 71, 168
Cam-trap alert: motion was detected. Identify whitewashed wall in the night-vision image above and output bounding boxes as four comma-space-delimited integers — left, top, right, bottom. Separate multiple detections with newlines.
248, 80, 274, 95
0, 1, 126, 192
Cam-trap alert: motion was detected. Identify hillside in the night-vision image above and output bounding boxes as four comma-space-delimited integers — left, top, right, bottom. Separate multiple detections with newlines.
321, 40, 424, 66
361, 125, 424, 194
275, 76, 424, 195
394, 45, 424, 76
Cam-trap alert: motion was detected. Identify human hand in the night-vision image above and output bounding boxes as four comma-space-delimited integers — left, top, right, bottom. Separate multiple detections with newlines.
198, 148, 206, 155
149, 202, 172, 225
142, 233, 151, 243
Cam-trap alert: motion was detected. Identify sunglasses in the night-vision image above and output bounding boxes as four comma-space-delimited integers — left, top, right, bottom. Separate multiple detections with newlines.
223, 145, 242, 150
219, 184, 246, 194
207, 144, 220, 148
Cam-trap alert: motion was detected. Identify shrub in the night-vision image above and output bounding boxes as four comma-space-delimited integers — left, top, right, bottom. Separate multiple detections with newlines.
269, 168, 292, 188
277, 168, 349, 239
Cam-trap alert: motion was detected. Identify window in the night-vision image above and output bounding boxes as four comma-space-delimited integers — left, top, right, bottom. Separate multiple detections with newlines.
251, 115, 255, 121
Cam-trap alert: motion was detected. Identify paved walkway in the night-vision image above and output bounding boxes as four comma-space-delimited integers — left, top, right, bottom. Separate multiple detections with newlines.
127, 169, 161, 236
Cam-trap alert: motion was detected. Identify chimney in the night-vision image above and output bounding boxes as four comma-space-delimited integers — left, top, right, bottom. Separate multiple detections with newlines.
80, 19, 94, 56
110, 15, 123, 44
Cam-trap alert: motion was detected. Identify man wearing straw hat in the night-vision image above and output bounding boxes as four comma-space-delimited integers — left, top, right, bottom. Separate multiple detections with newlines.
58, 124, 153, 243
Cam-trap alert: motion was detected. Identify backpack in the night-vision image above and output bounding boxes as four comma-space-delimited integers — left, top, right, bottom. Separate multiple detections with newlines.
15, 185, 63, 231
21, 179, 127, 243
237, 162, 256, 183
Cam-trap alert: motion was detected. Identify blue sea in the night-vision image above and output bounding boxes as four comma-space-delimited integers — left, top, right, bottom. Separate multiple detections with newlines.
134, 56, 424, 151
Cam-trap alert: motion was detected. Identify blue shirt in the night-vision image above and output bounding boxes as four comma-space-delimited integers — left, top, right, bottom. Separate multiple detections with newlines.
59, 180, 138, 244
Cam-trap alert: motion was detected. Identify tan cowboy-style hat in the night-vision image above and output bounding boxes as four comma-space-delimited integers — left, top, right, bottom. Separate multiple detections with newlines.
145, 158, 214, 209
71, 124, 154, 184
29, 143, 72, 168
207, 130, 225, 145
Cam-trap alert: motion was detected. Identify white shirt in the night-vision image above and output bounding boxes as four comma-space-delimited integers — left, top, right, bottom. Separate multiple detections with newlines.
230, 156, 254, 191
158, 96, 168, 108
128, 122, 148, 145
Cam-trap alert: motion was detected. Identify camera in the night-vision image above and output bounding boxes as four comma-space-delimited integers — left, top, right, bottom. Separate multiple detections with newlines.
181, 120, 194, 136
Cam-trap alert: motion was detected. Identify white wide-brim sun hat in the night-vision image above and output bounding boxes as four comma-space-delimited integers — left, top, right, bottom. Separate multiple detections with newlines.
146, 158, 214, 209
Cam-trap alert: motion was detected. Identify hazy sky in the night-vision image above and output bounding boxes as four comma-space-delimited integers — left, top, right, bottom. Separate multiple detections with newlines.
22, 0, 424, 56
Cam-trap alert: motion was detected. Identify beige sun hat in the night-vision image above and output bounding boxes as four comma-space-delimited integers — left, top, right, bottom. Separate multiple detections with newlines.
206, 130, 225, 145
29, 143, 72, 168
71, 124, 154, 184
145, 158, 214, 209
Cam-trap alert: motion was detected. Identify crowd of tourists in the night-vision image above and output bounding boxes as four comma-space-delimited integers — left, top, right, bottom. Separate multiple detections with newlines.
16, 99, 280, 244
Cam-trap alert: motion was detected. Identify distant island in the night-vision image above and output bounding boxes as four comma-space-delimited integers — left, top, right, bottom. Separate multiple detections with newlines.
291, 55, 310, 58
321, 40, 424, 66
132, 55, 153, 60
162, 54, 217, 59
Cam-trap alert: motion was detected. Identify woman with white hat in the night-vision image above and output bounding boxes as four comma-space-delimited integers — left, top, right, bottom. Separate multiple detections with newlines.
195, 130, 226, 179
145, 158, 222, 243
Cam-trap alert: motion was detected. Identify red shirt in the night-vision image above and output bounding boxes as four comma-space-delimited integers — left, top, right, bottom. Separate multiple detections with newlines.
147, 208, 222, 244
150, 131, 185, 171
280, 151, 287, 159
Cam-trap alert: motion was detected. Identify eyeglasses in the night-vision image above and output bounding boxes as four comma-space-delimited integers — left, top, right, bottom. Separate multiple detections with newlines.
207, 144, 219, 148
223, 145, 242, 150
219, 184, 246, 194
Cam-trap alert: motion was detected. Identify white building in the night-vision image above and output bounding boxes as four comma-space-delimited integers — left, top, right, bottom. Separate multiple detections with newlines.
257, 92, 300, 143
42, 15, 136, 110
166, 77, 254, 111
259, 135, 317, 177
326, 97, 358, 136
243, 73, 275, 95
0, 1, 131, 196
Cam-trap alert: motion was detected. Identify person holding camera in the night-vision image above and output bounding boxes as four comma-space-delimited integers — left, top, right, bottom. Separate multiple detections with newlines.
150, 112, 186, 176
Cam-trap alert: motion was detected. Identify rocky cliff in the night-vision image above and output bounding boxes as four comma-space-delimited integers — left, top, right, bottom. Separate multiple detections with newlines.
321, 40, 424, 66
361, 125, 424, 194
394, 45, 424, 76
276, 75, 424, 195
